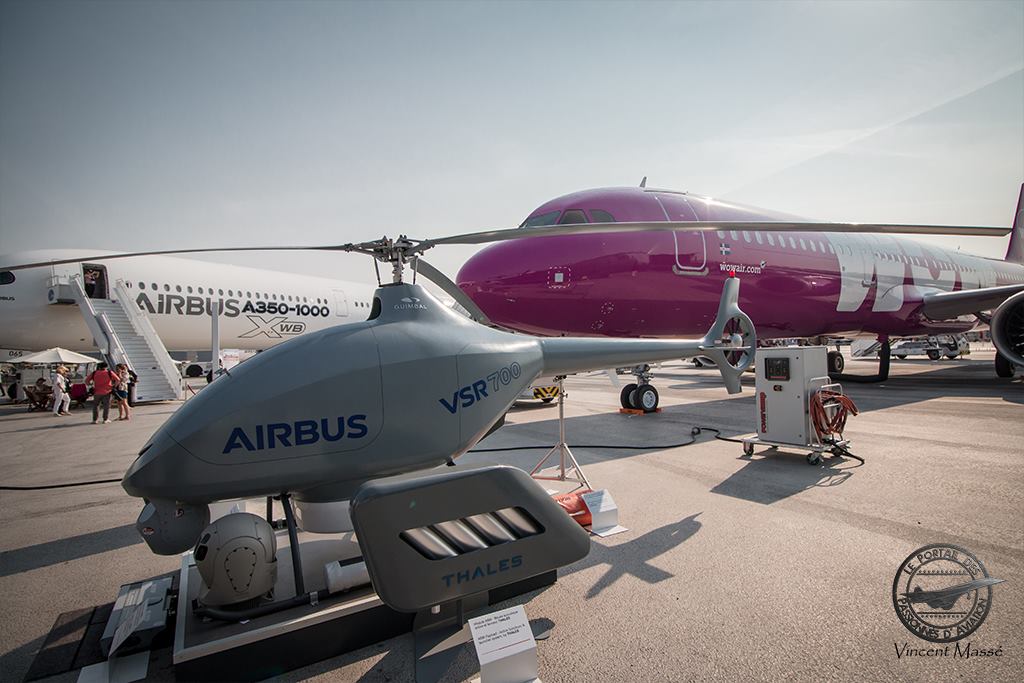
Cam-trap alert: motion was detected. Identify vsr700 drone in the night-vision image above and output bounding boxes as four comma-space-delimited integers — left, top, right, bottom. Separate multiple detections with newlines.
7, 216, 1000, 614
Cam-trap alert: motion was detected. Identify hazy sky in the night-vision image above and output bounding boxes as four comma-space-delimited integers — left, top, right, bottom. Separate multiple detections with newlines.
1, 0, 1022, 285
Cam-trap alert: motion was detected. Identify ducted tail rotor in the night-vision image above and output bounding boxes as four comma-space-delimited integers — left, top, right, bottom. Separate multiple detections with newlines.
700, 276, 756, 394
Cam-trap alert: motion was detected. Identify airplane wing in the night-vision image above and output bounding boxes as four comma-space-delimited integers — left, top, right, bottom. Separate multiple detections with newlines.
921, 284, 1024, 320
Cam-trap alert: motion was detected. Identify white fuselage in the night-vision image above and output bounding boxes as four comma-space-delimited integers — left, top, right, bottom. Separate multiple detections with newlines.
0, 250, 379, 353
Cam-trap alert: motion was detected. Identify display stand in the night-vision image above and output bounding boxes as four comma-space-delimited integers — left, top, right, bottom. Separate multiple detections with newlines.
529, 378, 591, 489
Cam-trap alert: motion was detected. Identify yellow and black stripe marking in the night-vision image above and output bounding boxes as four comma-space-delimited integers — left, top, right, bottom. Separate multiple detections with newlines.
532, 386, 560, 400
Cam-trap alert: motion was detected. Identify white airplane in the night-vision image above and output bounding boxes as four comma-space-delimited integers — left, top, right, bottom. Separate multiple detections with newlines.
0, 249, 378, 353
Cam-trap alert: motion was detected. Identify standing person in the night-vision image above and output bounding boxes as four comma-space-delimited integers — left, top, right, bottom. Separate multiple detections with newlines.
83, 269, 98, 298
87, 362, 120, 424
51, 366, 71, 416
114, 363, 132, 421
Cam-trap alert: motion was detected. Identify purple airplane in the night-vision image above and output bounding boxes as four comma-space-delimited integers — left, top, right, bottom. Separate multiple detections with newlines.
457, 184, 1024, 410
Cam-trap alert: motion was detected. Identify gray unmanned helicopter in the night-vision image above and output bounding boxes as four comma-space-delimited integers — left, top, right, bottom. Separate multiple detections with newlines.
8, 215, 996, 613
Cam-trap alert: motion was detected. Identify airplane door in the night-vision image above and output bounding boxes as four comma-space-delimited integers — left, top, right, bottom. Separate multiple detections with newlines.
654, 194, 707, 276
332, 289, 350, 317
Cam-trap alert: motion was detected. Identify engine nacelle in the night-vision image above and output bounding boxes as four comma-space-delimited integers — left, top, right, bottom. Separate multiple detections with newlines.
991, 290, 1024, 370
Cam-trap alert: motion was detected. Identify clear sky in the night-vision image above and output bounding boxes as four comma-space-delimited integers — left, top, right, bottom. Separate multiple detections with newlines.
1, 0, 1022, 286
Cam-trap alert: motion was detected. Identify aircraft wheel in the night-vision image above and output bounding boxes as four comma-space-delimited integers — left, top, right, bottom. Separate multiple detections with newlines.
926, 350, 940, 361
634, 385, 659, 413
827, 351, 845, 374
995, 352, 1015, 378
620, 383, 638, 409
743, 443, 754, 457
895, 354, 907, 360
807, 453, 821, 465
945, 353, 958, 360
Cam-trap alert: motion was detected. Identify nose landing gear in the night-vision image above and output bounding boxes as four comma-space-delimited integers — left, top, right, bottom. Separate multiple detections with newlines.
619, 364, 660, 413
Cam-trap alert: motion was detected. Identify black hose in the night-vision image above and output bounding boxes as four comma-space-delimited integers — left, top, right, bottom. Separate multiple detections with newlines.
469, 425, 746, 452
0, 478, 121, 491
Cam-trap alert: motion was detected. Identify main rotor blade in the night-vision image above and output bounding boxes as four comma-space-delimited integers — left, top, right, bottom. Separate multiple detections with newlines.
1, 245, 356, 271
424, 220, 1010, 247
414, 257, 494, 326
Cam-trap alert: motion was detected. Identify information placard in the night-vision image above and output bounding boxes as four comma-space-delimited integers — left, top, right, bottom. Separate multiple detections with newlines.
580, 489, 627, 537
468, 605, 540, 683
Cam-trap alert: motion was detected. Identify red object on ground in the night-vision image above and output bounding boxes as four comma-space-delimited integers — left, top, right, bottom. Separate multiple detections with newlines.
553, 489, 594, 527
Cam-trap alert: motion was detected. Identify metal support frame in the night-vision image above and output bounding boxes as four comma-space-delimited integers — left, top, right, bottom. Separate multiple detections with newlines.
280, 493, 306, 596
529, 377, 591, 489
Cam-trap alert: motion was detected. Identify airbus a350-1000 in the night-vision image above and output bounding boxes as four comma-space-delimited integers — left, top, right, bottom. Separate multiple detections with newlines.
0, 249, 377, 355
456, 184, 1024, 407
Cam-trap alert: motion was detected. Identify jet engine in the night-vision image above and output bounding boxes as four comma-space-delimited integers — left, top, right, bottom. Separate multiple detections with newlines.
991, 289, 1024, 376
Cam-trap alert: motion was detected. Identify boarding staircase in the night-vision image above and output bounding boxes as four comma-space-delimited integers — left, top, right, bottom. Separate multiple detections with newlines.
850, 338, 882, 358
68, 276, 182, 402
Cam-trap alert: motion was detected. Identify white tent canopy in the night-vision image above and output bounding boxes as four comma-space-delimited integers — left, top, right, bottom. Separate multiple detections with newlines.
16, 347, 99, 365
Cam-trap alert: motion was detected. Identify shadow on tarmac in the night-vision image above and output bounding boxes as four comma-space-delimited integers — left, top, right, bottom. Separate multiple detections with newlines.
711, 453, 860, 505
562, 513, 703, 599
0, 523, 141, 578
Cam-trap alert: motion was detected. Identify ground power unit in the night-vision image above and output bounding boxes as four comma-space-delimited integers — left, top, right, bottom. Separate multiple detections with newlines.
742, 346, 848, 464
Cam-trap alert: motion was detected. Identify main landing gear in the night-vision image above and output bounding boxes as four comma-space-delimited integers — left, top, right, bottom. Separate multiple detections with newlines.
833, 338, 890, 383
827, 350, 845, 375
619, 364, 660, 413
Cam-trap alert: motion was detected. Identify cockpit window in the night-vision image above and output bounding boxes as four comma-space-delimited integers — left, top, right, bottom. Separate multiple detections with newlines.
588, 209, 616, 223
0, 271, 14, 285
520, 210, 560, 228
557, 209, 588, 225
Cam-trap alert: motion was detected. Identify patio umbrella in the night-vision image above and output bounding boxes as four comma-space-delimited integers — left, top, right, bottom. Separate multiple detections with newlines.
16, 347, 99, 365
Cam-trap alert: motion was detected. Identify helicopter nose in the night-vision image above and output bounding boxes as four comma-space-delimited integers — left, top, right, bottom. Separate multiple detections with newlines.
122, 430, 192, 501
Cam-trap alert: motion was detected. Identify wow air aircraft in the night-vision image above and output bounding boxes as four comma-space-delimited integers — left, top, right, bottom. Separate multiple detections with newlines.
457, 185, 1024, 406
0, 249, 377, 355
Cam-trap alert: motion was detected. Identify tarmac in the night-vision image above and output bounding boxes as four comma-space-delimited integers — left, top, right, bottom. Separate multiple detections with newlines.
1, 351, 1022, 682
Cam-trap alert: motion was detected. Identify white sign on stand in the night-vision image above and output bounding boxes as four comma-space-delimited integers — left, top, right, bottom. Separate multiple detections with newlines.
468, 605, 541, 683
581, 489, 627, 537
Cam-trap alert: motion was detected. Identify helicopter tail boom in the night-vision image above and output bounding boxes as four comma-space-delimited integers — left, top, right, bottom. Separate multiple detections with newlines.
537, 277, 755, 393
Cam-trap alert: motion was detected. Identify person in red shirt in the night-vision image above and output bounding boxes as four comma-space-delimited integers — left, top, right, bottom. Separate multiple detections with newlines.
87, 362, 121, 424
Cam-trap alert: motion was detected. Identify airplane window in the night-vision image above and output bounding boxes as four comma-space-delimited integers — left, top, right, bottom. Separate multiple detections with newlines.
742, 231, 751, 243
730, 231, 739, 240
818, 242, 826, 253
809, 241, 817, 252
558, 209, 588, 225
272, 294, 277, 300
1, 271, 14, 285
288, 295, 293, 301
520, 210, 561, 228
248, 291, 252, 298
176, 285, 182, 292
799, 239, 807, 250
149, 283, 156, 290
789, 237, 797, 249
717, 230, 726, 239
163, 284, 169, 291
198, 287, 204, 294
589, 209, 616, 223
766, 233, 775, 246
754, 232, 763, 244
187, 286, 193, 293
228, 290, 234, 297
218, 289, 224, 296
828, 244, 834, 254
